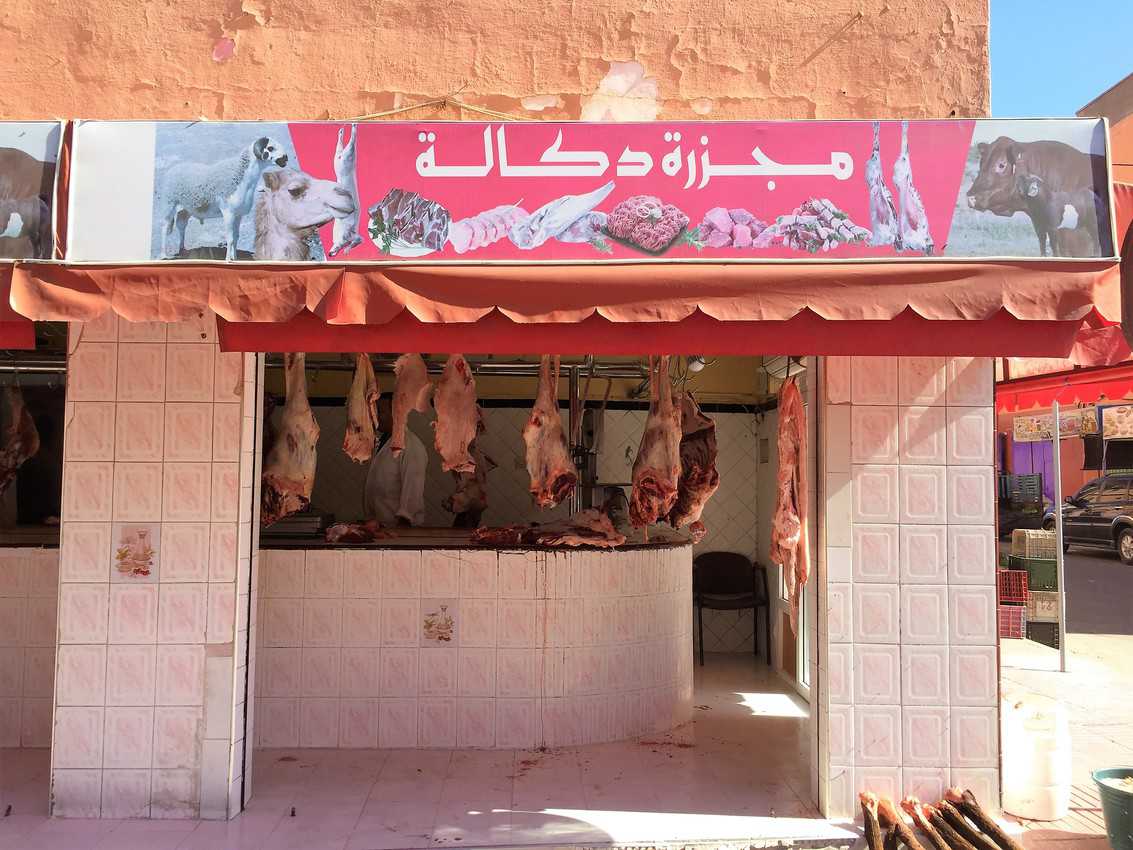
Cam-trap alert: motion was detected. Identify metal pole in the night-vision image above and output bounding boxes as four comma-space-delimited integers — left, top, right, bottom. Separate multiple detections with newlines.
1052, 401, 1068, 673
567, 366, 581, 515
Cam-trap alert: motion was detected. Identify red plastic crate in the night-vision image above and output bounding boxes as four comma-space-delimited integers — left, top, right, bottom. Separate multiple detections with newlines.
999, 604, 1026, 639
997, 569, 1029, 605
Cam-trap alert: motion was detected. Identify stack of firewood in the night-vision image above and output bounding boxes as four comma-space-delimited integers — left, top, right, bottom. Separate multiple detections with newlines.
860, 788, 1025, 850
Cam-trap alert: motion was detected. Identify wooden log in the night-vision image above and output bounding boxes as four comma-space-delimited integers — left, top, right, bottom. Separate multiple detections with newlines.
925, 805, 979, 850
938, 800, 1002, 850
860, 792, 886, 850
877, 795, 929, 850
899, 796, 956, 850
945, 788, 1026, 850
884, 825, 900, 850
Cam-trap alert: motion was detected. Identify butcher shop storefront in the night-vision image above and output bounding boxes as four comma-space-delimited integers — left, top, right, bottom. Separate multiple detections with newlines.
0, 116, 1124, 845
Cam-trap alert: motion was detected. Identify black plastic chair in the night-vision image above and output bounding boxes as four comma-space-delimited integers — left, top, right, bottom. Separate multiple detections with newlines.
692, 552, 770, 666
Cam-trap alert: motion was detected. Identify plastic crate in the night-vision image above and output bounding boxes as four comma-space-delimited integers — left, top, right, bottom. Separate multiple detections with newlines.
1008, 555, 1058, 591
1027, 620, 1060, 649
1011, 529, 1057, 559
997, 569, 1029, 604
999, 604, 1027, 639
1027, 590, 1060, 622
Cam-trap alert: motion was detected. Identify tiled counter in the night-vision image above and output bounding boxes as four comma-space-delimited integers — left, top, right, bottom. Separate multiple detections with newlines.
254, 542, 694, 749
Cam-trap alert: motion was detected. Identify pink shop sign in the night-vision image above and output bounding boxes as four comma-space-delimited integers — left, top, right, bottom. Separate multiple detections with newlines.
65, 118, 1116, 264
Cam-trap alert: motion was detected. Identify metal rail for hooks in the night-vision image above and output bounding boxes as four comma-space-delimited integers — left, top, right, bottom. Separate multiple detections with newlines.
262, 354, 648, 380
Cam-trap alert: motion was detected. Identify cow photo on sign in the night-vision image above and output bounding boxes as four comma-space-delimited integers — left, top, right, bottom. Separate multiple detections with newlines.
0, 123, 61, 260
948, 119, 1112, 258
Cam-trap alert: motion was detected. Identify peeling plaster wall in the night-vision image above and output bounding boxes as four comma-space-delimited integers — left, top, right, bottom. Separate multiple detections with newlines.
0, 1, 988, 120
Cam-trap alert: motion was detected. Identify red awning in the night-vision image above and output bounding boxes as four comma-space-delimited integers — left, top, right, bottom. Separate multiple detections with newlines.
997, 362, 1133, 412
8, 258, 1120, 358
0, 268, 35, 349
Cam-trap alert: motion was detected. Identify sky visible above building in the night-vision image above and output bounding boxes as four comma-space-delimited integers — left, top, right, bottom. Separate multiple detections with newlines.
991, 0, 1132, 117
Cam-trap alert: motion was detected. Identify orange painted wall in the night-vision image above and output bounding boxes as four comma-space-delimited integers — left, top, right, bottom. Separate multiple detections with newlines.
1113, 118, 1133, 184
0, 1, 988, 121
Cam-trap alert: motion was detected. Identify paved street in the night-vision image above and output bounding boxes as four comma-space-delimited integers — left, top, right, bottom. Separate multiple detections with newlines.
1060, 545, 1133, 635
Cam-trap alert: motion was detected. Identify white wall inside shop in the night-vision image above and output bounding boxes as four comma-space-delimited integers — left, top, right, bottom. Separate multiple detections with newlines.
294, 405, 764, 655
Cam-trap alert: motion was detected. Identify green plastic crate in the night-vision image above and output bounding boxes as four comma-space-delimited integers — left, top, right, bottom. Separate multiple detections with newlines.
1008, 555, 1058, 591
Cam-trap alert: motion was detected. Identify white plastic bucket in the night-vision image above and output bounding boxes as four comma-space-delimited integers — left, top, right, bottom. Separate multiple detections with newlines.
1001, 691, 1072, 821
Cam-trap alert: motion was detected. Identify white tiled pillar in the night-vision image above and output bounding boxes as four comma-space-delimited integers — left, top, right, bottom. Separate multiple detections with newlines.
51, 312, 257, 819
819, 356, 999, 819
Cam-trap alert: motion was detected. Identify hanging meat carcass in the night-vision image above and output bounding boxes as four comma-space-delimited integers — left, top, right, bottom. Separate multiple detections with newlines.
866, 121, 902, 249
442, 407, 495, 520
390, 354, 433, 456
433, 354, 478, 473
0, 386, 40, 497
893, 120, 933, 254
523, 355, 578, 508
342, 353, 379, 463
667, 391, 720, 541
629, 355, 681, 528
261, 353, 319, 525
769, 376, 809, 635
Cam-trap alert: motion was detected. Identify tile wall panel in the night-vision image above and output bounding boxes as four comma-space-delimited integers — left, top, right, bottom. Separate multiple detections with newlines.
821, 357, 998, 820
52, 318, 253, 821
0, 549, 60, 747
253, 545, 694, 750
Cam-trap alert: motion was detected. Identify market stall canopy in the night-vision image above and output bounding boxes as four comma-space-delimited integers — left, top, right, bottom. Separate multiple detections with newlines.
997, 362, 1133, 412
4, 118, 1125, 358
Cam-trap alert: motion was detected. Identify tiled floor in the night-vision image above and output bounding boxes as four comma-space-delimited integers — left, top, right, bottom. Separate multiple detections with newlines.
0, 655, 856, 850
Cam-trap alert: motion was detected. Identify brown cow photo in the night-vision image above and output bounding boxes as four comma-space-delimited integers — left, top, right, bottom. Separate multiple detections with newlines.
0, 123, 61, 261
946, 120, 1112, 259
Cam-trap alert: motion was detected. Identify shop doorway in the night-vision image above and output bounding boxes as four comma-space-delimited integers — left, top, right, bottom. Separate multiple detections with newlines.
237, 352, 830, 847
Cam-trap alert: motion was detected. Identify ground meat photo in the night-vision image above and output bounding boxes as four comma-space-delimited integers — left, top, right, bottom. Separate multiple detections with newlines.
605, 195, 690, 253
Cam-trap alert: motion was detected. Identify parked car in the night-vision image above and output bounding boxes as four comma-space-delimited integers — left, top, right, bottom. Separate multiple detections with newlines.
1043, 474, 1133, 564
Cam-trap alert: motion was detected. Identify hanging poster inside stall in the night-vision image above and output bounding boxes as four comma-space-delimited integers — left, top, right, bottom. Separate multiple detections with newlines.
65, 119, 1116, 264
0, 122, 63, 260
1013, 406, 1099, 442
1103, 405, 1133, 440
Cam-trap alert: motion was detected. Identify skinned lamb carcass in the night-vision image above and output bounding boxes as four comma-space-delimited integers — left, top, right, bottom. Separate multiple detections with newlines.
769, 377, 809, 635
629, 356, 682, 528
390, 354, 433, 456
342, 353, 379, 463
261, 353, 319, 525
433, 354, 478, 473
667, 391, 720, 541
0, 386, 40, 498
442, 408, 496, 518
523, 355, 578, 508
509, 182, 615, 250
893, 120, 933, 255
866, 121, 902, 249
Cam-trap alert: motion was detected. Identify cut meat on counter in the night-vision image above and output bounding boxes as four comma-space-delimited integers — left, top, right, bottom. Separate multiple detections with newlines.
343, 353, 379, 463
442, 408, 495, 517
0, 386, 40, 498
629, 355, 681, 527
433, 354, 478, 473
523, 355, 578, 508
325, 520, 392, 544
448, 203, 528, 253
390, 354, 433, 456
472, 509, 625, 548
262, 353, 320, 526
368, 188, 451, 252
606, 195, 689, 253
509, 182, 615, 249
769, 376, 809, 635
695, 207, 768, 248
667, 391, 720, 540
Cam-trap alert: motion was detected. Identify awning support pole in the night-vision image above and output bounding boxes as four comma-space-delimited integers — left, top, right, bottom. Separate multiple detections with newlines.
1052, 401, 1068, 673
